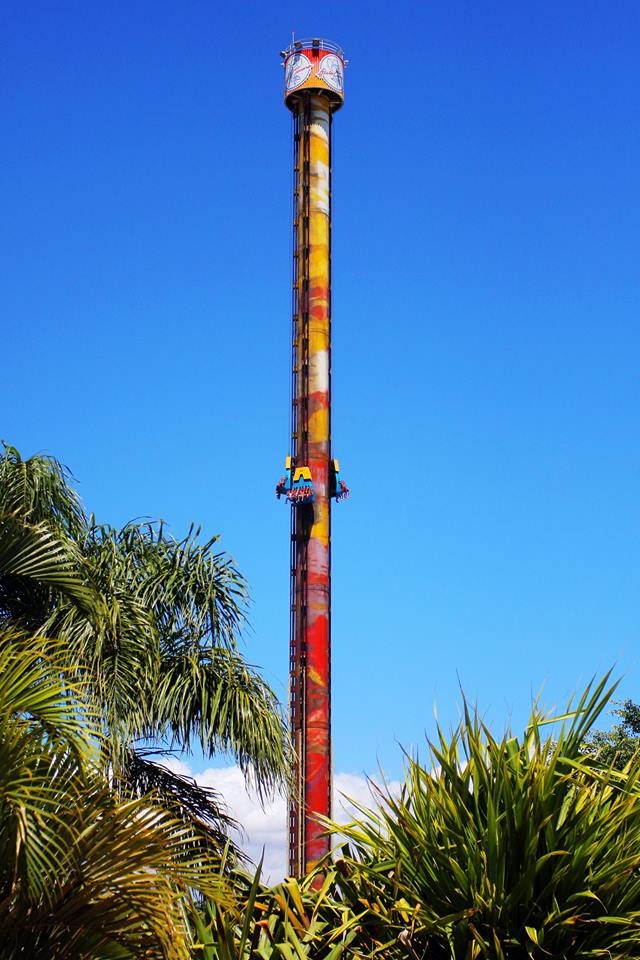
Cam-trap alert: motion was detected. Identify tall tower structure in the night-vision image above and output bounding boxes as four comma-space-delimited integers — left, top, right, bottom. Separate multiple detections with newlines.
276, 38, 348, 878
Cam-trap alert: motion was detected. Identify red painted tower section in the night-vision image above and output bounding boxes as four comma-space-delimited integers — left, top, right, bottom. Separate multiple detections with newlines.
276, 38, 348, 878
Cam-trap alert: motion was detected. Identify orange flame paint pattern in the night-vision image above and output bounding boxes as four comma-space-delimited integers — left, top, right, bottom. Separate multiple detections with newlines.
302, 95, 332, 874
287, 93, 333, 878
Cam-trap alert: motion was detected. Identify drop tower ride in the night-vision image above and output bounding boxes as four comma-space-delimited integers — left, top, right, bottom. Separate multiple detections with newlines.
275, 38, 348, 878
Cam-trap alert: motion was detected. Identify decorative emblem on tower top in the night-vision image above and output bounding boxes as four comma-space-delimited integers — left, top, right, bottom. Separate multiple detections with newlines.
281, 38, 346, 111
316, 54, 343, 93
285, 53, 312, 93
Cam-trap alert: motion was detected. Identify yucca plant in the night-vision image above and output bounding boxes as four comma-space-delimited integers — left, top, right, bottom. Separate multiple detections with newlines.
0, 628, 231, 960
189, 859, 362, 960
329, 675, 640, 959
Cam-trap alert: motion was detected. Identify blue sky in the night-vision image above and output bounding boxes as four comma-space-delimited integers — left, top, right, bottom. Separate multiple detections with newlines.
4, 0, 639, 781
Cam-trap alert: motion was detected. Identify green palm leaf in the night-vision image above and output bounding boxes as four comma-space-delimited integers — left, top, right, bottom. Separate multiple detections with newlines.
0, 444, 289, 850
0, 627, 230, 960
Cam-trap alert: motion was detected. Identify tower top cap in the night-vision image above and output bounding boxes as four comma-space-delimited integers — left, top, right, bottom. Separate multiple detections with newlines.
281, 38, 346, 111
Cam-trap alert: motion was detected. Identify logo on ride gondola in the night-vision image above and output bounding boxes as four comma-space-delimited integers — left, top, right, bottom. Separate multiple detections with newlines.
285, 53, 312, 92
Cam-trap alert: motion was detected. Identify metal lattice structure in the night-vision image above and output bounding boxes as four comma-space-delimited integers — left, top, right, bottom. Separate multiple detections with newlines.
276, 39, 347, 878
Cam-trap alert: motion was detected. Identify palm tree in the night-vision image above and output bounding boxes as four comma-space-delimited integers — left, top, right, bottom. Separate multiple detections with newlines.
0, 627, 233, 960
0, 443, 288, 851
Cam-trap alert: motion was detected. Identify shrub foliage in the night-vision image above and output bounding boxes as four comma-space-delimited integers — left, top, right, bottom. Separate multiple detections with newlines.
329, 676, 640, 959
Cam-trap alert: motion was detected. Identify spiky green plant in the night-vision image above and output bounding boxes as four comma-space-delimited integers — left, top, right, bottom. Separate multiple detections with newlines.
329, 676, 640, 959
189, 860, 362, 960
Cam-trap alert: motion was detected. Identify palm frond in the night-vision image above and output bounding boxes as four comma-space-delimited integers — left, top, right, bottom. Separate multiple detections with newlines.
0, 629, 94, 752
120, 748, 243, 858
138, 648, 290, 798
0, 445, 289, 852
0, 514, 94, 614
0, 627, 230, 960
83, 520, 248, 651
0, 441, 87, 535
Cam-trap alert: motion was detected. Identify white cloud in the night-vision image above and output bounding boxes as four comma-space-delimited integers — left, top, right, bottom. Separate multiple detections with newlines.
194, 766, 287, 880
168, 760, 400, 883
160, 755, 193, 778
